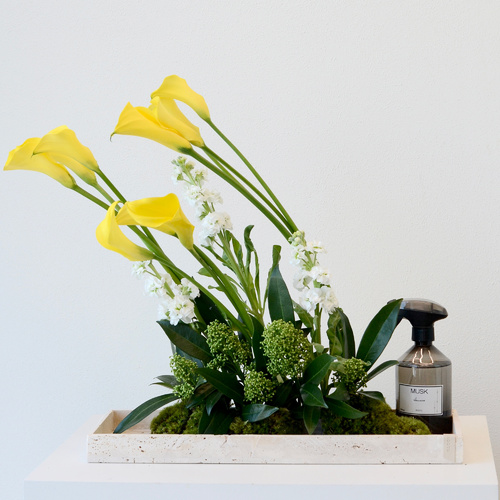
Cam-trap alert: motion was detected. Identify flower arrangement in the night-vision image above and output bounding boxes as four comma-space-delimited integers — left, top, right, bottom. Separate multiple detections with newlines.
4, 76, 429, 436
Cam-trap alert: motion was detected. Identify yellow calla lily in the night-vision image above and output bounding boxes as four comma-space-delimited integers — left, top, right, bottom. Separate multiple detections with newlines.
151, 75, 210, 121
96, 202, 155, 261
116, 193, 194, 250
4, 137, 76, 189
152, 97, 204, 147
112, 103, 192, 153
34, 126, 100, 173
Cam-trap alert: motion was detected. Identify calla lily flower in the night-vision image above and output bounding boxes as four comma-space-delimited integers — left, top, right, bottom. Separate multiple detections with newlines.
34, 126, 100, 173
152, 97, 204, 147
116, 193, 194, 250
151, 75, 210, 121
112, 103, 192, 153
4, 137, 76, 189
96, 202, 155, 261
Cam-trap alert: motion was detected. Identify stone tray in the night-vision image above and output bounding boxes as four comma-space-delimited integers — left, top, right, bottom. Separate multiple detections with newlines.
87, 409, 463, 464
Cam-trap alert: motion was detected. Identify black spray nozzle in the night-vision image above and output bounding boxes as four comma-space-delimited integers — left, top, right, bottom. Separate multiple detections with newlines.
396, 299, 448, 345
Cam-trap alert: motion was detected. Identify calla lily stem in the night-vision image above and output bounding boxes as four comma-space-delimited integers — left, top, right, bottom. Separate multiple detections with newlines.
189, 150, 291, 240
205, 119, 298, 234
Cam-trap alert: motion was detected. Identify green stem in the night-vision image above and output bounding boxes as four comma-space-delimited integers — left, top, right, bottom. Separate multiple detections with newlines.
191, 245, 253, 341
97, 169, 127, 203
72, 185, 109, 210
188, 150, 291, 240
217, 232, 263, 323
206, 119, 299, 234
202, 146, 290, 228
94, 183, 116, 204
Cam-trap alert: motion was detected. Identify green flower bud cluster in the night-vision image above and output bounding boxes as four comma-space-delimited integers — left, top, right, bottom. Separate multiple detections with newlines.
170, 354, 199, 401
335, 357, 369, 394
244, 370, 276, 404
261, 320, 312, 380
205, 320, 251, 370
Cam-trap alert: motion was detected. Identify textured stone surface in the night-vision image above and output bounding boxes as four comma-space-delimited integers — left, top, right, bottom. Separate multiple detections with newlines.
87, 410, 463, 464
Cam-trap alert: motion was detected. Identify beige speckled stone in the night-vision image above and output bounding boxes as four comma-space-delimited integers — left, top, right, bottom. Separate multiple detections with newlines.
87, 409, 463, 464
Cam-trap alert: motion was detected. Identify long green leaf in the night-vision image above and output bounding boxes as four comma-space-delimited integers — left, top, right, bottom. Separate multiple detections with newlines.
271, 380, 296, 407
242, 404, 279, 422
328, 308, 356, 359
158, 320, 212, 362
302, 353, 334, 386
206, 390, 223, 415
194, 292, 225, 325
185, 382, 215, 409
300, 382, 328, 408
303, 405, 321, 434
324, 397, 367, 419
365, 359, 399, 383
113, 393, 179, 434
358, 390, 386, 403
356, 299, 403, 365
251, 316, 267, 371
199, 405, 234, 434
197, 368, 245, 404
267, 264, 294, 323
153, 375, 179, 388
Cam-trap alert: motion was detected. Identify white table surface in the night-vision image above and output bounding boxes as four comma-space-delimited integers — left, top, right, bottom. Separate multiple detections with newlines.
25, 415, 498, 500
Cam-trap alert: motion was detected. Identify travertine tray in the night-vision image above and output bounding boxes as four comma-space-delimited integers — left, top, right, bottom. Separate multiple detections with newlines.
87, 409, 463, 464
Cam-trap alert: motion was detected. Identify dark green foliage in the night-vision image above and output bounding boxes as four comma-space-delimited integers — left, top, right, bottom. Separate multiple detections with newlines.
320, 396, 431, 435
229, 408, 307, 435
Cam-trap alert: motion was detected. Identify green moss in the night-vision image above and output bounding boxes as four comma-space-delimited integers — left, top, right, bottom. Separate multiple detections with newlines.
320, 396, 431, 435
184, 406, 203, 434
229, 408, 306, 435
150, 402, 190, 434
151, 397, 430, 436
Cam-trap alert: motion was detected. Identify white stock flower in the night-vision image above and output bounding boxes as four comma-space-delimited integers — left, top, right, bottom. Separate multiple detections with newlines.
310, 266, 331, 285
307, 241, 325, 253
293, 269, 312, 291
199, 211, 233, 243
144, 273, 173, 297
131, 261, 150, 277
191, 164, 208, 181
176, 278, 200, 300
319, 286, 339, 313
160, 295, 196, 326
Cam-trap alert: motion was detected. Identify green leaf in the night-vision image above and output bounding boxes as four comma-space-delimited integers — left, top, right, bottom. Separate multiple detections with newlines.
328, 308, 356, 359
271, 380, 296, 407
205, 390, 223, 415
300, 382, 328, 408
199, 404, 233, 434
152, 375, 179, 388
302, 353, 335, 386
359, 390, 386, 403
303, 405, 321, 434
185, 382, 215, 409
293, 302, 314, 329
242, 404, 279, 422
324, 397, 368, 419
243, 225, 256, 254
195, 292, 226, 325
198, 267, 212, 277
356, 299, 403, 365
113, 393, 179, 434
365, 359, 399, 383
157, 320, 212, 362
250, 317, 267, 371
196, 368, 245, 404
267, 259, 294, 323
328, 383, 350, 401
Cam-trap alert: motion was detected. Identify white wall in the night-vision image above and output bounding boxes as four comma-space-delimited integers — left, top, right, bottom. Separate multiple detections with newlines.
1, 1, 499, 497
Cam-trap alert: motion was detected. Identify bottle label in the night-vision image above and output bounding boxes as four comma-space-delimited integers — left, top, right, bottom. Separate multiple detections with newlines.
398, 384, 443, 416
